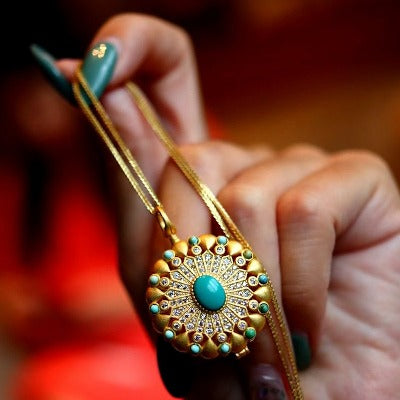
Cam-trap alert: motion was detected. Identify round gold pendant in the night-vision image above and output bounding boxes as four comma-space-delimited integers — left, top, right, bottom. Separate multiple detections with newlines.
146, 234, 271, 359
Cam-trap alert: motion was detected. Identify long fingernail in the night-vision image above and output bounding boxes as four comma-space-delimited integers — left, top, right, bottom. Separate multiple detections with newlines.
291, 332, 312, 371
30, 43, 75, 104
80, 41, 117, 104
250, 364, 287, 400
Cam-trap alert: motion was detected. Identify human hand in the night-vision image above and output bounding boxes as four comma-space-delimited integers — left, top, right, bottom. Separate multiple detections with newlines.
153, 141, 400, 400
34, 13, 400, 400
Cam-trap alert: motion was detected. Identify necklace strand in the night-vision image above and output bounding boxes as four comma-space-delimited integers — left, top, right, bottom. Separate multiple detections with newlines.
72, 69, 303, 400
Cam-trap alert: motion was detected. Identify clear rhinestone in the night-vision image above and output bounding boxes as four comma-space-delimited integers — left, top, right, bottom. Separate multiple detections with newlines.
222, 256, 232, 266
193, 333, 203, 342
237, 271, 246, 279
173, 321, 182, 331
192, 245, 202, 255
237, 320, 247, 331
235, 256, 246, 266
248, 276, 258, 287
185, 257, 194, 267
160, 300, 169, 310
217, 333, 227, 343
171, 257, 182, 267
172, 271, 182, 280
215, 245, 225, 255
160, 277, 170, 287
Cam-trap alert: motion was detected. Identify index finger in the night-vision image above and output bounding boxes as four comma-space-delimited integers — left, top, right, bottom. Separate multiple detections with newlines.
57, 13, 207, 142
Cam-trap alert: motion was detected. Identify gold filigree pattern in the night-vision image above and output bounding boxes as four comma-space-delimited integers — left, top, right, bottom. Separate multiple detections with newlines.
146, 234, 271, 359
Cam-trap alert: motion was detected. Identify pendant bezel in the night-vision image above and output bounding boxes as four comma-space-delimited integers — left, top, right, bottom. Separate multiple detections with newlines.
146, 234, 271, 359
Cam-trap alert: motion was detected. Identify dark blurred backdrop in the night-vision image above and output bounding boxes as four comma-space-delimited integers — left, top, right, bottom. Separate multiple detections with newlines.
2, 0, 400, 174
1, 1, 400, 398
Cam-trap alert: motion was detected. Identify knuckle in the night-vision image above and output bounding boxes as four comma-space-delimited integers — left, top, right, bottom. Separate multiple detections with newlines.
277, 188, 323, 226
281, 143, 326, 159
172, 25, 194, 52
334, 149, 391, 174
107, 14, 194, 54
107, 13, 155, 32
178, 142, 214, 172
178, 141, 229, 172
246, 143, 275, 158
218, 183, 264, 225
105, 13, 132, 26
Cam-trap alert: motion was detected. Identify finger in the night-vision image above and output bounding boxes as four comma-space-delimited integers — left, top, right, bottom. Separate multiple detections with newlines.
155, 144, 326, 398
160, 140, 274, 240
216, 145, 327, 380
154, 142, 272, 399
59, 15, 209, 331
119, 141, 271, 336
276, 150, 400, 364
218, 144, 327, 293
58, 13, 206, 141
151, 141, 273, 302
158, 336, 247, 400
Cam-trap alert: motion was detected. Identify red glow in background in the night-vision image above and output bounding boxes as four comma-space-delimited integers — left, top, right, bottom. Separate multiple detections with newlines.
1, 1, 400, 398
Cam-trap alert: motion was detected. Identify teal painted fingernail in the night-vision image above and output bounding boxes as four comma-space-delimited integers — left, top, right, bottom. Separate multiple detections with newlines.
291, 332, 312, 371
80, 41, 117, 104
30, 44, 75, 104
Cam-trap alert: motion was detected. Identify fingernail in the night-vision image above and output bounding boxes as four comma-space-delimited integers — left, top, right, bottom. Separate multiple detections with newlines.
80, 41, 117, 104
30, 43, 75, 103
291, 332, 312, 371
250, 364, 287, 400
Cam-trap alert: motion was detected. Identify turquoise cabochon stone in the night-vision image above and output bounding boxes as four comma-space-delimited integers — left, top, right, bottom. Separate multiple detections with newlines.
193, 275, 226, 311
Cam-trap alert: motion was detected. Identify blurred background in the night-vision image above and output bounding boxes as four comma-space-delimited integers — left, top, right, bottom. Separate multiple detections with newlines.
1, 0, 400, 398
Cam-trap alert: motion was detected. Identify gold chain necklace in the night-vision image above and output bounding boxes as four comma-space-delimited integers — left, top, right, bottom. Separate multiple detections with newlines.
72, 60, 303, 399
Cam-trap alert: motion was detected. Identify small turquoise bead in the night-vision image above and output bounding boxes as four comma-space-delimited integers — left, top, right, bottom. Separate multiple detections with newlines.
163, 250, 174, 261
220, 343, 231, 354
164, 329, 174, 340
190, 344, 201, 354
258, 274, 269, 284
150, 304, 160, 314
217, 236, 228, 245
259, 302, 269, 314
193, 275, 226, 311
243, 249, 253, 260
188, 236, 200, 246
149, 274, 160, 286
245, 327, 256, 340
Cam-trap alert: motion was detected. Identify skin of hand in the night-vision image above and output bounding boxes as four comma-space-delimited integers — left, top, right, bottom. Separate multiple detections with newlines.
55, 13, 400, 400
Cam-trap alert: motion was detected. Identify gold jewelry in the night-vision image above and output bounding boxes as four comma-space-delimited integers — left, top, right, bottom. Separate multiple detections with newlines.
72, 68, 303, 399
